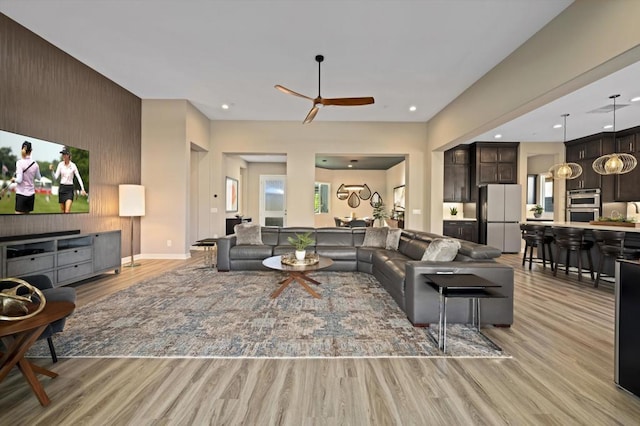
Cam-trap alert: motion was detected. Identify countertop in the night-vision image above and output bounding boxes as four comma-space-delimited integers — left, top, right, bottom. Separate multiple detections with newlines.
526, 220, 640, 233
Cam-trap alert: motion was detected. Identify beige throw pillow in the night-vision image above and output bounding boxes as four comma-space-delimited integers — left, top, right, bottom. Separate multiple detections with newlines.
234, 223, 263, 245
385, 228, 402, 250
421, 238, 461, 261
362, 227, 388, 248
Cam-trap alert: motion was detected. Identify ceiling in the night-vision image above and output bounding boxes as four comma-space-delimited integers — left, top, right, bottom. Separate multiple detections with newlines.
3, 1, 639, 163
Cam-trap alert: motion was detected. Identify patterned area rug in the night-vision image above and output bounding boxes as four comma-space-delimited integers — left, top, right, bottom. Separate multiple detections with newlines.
28, 268, 508, 358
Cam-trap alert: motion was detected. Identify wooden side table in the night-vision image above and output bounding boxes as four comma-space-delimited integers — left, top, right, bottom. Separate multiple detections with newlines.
422, 273, 505, 353
0, 301, 75, 406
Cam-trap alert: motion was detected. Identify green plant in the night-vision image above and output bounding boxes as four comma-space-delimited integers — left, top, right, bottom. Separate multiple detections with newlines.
288, 232, 315, 251
449, 207, 458, 215
372, 202, 390, 220
529, 205, 543, 215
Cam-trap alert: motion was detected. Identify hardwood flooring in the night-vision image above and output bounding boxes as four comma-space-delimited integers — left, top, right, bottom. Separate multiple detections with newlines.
2, 253, 640, 425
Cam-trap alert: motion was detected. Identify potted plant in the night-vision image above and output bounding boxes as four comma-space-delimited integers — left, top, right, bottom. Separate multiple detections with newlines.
372, 202, 390, 227
449, 207, 458, 217
288, 232, 315, 260
530, 205, 543, 218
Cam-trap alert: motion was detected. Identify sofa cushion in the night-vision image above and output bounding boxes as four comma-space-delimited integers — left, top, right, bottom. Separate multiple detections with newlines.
386, 228, 402, 250
421, 238, 461, 261
230, 245, 273, 259
235, 223, 263, 245
401, 238, 430, 260
316, 246, 357, 260
362, 227, 388, 248
316, 227, 354, 246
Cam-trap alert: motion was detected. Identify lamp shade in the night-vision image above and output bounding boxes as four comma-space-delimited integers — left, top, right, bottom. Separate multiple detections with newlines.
119, 184, 145, 217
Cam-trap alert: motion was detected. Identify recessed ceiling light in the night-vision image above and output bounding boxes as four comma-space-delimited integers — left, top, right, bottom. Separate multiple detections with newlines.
603, 124, 613, 129
348, 164, 353, 168
494, 134, 502, 139
553, 124, 562, 129
221, 104, 230, 110
409, 106, 417, 112
630, 96, 640, 102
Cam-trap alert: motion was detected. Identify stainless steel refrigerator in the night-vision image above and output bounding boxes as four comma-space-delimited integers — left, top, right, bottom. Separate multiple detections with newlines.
478, 184, 522, 253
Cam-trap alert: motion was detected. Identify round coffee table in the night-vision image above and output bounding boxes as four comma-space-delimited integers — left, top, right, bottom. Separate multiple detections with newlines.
262, 255, 334, 299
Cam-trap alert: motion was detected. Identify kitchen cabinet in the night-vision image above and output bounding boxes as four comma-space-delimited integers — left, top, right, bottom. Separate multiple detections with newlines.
443, 145, 470, 202
615, 130, 640, 201
443, 220, 478, 243
565, 133, 615, 199
469, 142, 519, 201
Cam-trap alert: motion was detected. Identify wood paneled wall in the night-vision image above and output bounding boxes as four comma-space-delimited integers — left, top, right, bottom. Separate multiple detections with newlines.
0, 14, 141, 256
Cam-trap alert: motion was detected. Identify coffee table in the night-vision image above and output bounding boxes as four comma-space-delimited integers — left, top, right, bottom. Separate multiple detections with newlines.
0, 301, 75, 406
262, 255, 334, 299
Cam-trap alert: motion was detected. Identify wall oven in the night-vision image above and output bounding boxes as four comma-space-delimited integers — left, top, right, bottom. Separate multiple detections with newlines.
566, 207, 600, 223
567, 188, 601, 208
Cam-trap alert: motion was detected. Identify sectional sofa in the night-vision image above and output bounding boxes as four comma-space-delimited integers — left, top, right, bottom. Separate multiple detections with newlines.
217, 227, 513, 327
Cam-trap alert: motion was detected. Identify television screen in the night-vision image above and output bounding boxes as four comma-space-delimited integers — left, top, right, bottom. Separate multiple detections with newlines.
0, 129, 89, 214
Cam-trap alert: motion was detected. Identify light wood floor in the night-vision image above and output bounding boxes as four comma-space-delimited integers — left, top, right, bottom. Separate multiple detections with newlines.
2, 253, 640, 425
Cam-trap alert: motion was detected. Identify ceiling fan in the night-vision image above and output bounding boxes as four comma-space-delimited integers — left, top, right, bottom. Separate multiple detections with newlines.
275, 54, 375, 124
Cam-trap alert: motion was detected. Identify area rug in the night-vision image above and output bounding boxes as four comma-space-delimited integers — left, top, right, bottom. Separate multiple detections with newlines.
28, 268, 508, 358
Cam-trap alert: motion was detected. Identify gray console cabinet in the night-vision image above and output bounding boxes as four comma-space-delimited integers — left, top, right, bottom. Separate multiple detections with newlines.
0, 230, 121, 287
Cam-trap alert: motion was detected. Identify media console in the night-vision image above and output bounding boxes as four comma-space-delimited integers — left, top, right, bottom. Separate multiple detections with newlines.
0, 230, 121, 287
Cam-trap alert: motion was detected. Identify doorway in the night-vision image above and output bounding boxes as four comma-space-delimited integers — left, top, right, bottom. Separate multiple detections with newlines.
260, 175, 286, 226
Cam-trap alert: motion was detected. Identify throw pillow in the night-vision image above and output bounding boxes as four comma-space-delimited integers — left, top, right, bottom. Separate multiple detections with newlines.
421, 238, 461, 261
385, 228, 402, 250
235, 223, 263, 245
362, 227, 389, 248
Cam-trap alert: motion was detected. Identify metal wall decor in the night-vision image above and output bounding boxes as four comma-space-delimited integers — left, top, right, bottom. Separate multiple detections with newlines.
358, 184, 371, 200
370, 192, 382, 207
336, 184, 349, 200
347, 192, 361, 208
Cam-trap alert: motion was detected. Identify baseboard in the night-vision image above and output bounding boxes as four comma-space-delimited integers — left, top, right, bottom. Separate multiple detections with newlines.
120, 253, 192, 262
138, 253, 192, 260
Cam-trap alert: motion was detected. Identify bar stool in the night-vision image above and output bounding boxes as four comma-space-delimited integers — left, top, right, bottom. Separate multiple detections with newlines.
552, 227, 594, 282
592, 230, 640, 288
520, 224, 554, 270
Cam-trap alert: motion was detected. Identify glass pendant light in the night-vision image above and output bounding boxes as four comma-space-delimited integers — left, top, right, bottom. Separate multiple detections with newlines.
592, 94, 637, 175
548, 113, 583, 180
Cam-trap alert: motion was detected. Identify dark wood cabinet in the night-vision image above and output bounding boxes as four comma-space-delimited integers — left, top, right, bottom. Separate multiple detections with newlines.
443, 220, 478, 243
468, 142, 519, 201
565, 134, 615, 196
615, 131, 640, 201
443, 145, 470, 202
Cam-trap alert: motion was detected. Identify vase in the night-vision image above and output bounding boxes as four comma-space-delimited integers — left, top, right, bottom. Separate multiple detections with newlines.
534, 212, 542, 218
295, 250, 306, 261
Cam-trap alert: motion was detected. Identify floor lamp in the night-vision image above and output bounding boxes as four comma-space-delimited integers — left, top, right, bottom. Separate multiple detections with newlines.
119, 184, 145, 268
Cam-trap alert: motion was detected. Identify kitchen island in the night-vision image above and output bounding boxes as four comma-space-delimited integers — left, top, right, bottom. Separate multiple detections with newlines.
524, 221, 640, 283
528, 221, 640, 233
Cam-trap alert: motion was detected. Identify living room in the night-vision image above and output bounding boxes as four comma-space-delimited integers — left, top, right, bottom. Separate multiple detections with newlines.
2, 1, 640, 423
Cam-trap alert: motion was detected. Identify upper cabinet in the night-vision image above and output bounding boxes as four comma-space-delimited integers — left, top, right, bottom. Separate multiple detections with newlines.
615, 130, 640, 201
443, 142, 519, 203
469, 142, 519, 200
564, 134, 615, 195
443, 145, 470, 202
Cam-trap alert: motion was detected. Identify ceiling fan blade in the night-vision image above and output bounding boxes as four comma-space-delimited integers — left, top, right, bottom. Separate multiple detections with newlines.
303, 106, 320, 124
321, 97, 375, 106
274, 84, 313, 101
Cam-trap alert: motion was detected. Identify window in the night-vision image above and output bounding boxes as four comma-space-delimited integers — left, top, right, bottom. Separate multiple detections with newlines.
314, 182, 330, 214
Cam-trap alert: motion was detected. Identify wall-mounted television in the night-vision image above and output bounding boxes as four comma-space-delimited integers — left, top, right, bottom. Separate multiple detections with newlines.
0, 129, 89, 214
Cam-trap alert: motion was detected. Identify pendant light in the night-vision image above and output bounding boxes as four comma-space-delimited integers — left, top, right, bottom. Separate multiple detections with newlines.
592, 94, 637, 175
548, 114, 583, 180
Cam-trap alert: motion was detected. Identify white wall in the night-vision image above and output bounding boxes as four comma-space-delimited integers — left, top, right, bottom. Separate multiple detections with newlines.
210, 121, 427, 238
